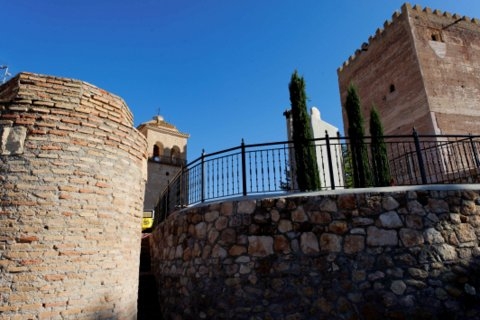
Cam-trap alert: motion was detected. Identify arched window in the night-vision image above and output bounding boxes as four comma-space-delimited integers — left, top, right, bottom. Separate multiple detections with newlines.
153, 142, 164, 162
171, 146, 180, 159
171, 146, 181, 165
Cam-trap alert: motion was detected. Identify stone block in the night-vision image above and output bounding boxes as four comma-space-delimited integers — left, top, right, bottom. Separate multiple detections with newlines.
248, 236, 273, 256
367, 226, 398, 246
400, 228, 424, 247
319, 233, 341, 252
379, 211, 403, 228
0, 126, 27, 155
344, 235, 365, 254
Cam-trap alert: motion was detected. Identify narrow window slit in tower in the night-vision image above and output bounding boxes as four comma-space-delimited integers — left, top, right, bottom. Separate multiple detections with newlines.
430, 30, 443, 42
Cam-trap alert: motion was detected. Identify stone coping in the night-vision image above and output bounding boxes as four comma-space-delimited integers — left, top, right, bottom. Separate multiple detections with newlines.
185, 184, 480, 209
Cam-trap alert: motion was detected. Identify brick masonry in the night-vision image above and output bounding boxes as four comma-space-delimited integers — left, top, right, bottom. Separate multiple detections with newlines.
151, 186, 480, 319
338, 3, 480, 136
0, 72, 147, 319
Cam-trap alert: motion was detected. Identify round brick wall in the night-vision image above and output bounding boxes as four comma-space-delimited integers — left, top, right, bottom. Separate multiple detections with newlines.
0, 73, 147, 319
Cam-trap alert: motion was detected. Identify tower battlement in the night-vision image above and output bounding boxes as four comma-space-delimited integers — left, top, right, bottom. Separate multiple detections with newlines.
337, 2, 480, 138
338, 3, 480, 72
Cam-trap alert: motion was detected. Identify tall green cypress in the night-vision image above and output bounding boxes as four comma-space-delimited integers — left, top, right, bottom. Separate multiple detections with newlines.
345, 83, 372, 188
289, 70, 321, 191
341, 144, 354, 188
370, 106, 391, 186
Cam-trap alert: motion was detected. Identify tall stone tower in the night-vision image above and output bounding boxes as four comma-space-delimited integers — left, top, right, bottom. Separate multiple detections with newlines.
137, 115, 189, 213
338, 3, 480, 136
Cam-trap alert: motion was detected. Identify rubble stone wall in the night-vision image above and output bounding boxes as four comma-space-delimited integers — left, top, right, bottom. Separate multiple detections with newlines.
151, 186, 480, 319
0, 72, 147, 319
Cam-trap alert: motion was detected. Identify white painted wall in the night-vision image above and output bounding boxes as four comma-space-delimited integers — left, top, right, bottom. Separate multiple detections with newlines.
285, 106, 344, 190
310, 107, 344, 189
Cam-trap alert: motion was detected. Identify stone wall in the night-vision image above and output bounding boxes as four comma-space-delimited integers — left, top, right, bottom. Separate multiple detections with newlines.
0, 72, 147, 319
143, 161, 182, 211
150, 186, 480, 319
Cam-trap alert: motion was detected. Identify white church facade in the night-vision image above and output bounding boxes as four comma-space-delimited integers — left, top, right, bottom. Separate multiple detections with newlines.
285, 107, 344, 190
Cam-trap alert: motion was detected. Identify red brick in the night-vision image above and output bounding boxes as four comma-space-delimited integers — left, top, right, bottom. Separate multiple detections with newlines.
0, 305, 19, 312
15, 119, 35, 125
47, 129, 68, 136
44, 274, 65, 281
16, 235, 39, 243
29, 129, 47, 135
39, 311, 61, 319
1, 114, 20, 120
20, 259, 43, 266
43, 301, 67, 308
40, 145, 62, 151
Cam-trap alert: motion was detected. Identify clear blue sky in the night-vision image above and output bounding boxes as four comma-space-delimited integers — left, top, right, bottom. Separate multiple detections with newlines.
2, 1, 480, 161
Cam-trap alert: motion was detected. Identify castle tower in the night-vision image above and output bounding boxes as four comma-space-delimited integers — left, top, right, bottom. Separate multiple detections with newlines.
137, 115, 189, 214
0, 72, 147, 319
338, 3, 480, 136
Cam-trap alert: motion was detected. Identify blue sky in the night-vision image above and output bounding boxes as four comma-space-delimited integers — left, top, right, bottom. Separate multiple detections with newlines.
2, 0, 480, 161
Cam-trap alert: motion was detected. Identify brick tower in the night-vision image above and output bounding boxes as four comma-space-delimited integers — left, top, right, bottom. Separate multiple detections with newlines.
338, 3, 480, 136
137, 115, 189, 214
0, 72, 147, 319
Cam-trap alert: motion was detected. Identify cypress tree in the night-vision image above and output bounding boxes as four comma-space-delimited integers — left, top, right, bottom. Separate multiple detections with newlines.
341, 144, 354, 188
288, 70, 321, 191
370, 106, 391, 186
345, 83, 372, 188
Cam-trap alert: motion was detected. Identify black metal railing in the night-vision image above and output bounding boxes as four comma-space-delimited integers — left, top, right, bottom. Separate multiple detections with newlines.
154, 131, 480, 222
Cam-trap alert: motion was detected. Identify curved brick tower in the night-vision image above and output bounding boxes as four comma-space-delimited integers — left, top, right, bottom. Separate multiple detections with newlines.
0, 73, 147, 319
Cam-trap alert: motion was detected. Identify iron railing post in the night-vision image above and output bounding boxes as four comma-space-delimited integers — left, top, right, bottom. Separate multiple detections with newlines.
325, 131, 335, 190
413, 128, 427, 184
469, 134, 480, 168
179, 167, 184, 207
163, 182, 169, 222
201, 149, 206, 203
241, 139, 247, 196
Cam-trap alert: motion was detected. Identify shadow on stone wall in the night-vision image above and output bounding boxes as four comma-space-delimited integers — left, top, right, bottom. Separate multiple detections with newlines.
150, 187, 480, 319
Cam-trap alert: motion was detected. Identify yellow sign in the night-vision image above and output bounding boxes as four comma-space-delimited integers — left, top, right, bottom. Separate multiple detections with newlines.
142, 218, 154, 230
142, 210, 154, 231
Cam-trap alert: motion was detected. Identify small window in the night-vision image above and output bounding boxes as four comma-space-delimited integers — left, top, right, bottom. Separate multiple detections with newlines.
153, 144, 161, 162
389, 84, 396, 93
429, 29, 443, 42
153, 145, 160, 157
171, 148, 180, 160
